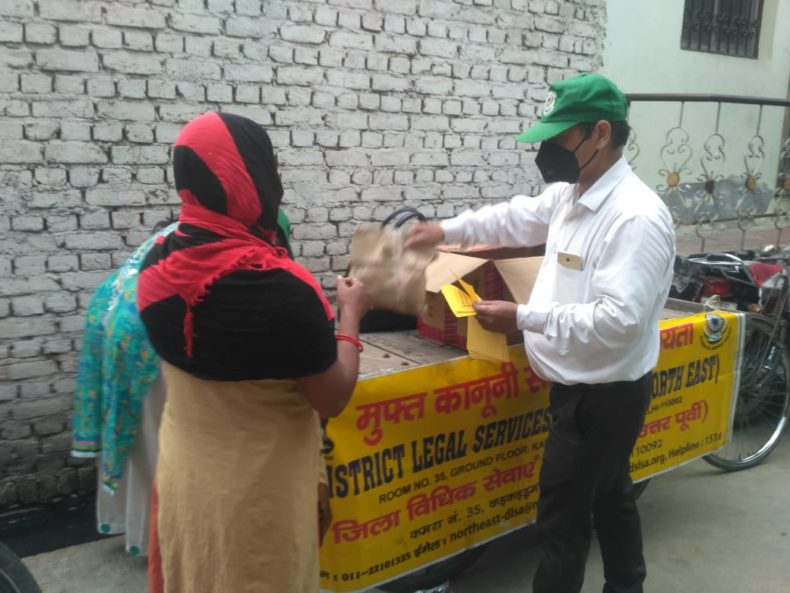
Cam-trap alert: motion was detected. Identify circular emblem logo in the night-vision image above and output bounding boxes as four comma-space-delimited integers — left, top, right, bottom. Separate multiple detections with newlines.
703, 313, 725, 344
543, 91, 557, 116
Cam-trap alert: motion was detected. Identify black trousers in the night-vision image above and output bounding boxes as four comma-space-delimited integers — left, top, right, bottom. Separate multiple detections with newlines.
533, 373, 652, 593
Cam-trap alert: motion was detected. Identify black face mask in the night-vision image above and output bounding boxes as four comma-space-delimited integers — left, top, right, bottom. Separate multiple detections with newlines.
535, 131, 598, 184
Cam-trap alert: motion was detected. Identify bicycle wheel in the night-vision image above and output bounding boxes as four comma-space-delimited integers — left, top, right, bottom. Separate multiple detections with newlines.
704, 314, 790, 471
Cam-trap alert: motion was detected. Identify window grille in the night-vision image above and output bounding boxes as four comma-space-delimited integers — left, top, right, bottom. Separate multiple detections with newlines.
681, 0, 763, 59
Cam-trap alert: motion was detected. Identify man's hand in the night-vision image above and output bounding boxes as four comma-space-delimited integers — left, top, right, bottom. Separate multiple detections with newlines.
472, 300, 519, 334
318, 483, 332, 546
404, 222, 445, 249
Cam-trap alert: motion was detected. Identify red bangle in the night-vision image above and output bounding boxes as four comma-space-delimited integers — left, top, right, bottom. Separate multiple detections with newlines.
336, 333, 364, 353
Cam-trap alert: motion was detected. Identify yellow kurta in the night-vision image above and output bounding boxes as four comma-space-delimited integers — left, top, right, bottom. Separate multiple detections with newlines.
156, 362, 322, 593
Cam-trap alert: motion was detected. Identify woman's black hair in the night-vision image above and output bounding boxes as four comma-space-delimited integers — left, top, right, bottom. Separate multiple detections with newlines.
152, 217, 177, 232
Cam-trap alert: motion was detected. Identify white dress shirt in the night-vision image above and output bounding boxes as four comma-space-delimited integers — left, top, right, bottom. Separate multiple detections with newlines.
441, 157, 676, 385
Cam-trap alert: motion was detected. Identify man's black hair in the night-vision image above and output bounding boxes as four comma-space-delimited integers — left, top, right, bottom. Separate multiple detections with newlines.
578, 120, 631, 149
610, 120, 631, 148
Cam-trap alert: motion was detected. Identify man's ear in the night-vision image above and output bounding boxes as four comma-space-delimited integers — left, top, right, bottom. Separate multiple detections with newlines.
594, 120, 612, 150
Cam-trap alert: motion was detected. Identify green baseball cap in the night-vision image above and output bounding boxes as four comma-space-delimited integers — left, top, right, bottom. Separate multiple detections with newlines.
516, 73, 628, 144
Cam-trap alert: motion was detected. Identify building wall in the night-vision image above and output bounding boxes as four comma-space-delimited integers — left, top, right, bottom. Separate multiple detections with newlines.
0, 0, 606, 509
601, 0, 790, 195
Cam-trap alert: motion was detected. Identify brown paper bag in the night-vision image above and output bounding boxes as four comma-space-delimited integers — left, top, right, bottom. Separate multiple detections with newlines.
349, 223, 436, 316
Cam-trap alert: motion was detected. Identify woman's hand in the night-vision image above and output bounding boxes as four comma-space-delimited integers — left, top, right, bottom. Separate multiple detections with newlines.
336, 276, 370, 323
298, 277, 368, 418
404, 222, 445, 249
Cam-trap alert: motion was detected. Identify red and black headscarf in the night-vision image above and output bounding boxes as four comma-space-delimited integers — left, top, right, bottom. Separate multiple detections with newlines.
137, 113, 336, 381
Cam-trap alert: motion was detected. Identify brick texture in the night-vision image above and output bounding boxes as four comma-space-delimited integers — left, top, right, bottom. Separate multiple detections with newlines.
0, 0, 605, 508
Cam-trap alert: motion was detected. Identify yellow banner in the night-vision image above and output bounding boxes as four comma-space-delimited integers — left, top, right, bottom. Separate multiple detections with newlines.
319, 311, 743, 592
630, 311, 744, 480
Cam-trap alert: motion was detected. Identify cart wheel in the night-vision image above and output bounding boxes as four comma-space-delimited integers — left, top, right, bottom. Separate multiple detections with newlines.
633, 479, 650, 500
0, 542, 42, 593
378, 545, 488, 593
703, 314, 790, 471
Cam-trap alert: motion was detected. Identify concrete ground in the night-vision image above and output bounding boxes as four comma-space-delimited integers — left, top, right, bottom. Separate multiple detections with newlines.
453, 434, 790, 593
23, 434, 790, 593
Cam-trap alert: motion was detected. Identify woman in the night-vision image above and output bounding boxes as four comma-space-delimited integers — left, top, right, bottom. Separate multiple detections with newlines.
71, 210, 296, 556
137, 112, 368, 593
72, 220, 175, 556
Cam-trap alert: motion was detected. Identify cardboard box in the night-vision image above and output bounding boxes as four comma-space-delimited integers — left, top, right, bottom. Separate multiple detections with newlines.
418, 245, 545, 350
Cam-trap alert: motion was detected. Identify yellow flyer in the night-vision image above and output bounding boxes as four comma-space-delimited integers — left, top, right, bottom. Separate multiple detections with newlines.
319, 311, 743, 592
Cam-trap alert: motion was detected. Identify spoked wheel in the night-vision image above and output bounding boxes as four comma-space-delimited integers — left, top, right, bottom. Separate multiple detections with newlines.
704, 314, 790, 471
0, 542, 41, 593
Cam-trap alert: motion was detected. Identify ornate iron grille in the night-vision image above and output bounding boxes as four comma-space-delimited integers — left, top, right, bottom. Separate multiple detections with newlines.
625, 93, 790, 252
681, 0, 763, 59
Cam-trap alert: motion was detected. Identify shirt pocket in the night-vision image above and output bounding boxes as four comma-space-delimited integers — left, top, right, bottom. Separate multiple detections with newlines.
552, 254, 584, 305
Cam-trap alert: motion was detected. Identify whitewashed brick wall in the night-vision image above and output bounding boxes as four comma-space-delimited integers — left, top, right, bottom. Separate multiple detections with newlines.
0, 0, 604, 508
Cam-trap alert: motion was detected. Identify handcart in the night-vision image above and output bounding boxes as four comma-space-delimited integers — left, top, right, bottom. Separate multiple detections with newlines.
319, 299, 749, 593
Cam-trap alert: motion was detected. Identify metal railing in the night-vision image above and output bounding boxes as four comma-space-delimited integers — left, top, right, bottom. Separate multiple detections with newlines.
624, 92, 790, 252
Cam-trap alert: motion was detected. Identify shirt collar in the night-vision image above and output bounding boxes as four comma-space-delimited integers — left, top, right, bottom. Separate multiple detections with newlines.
575, 156, 631, 212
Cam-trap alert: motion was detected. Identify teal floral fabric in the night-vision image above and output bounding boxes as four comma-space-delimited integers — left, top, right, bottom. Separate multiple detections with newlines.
71, 224, 176, 493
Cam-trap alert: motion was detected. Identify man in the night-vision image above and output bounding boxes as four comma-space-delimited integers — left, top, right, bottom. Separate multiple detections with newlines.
406, 73, 675, 593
